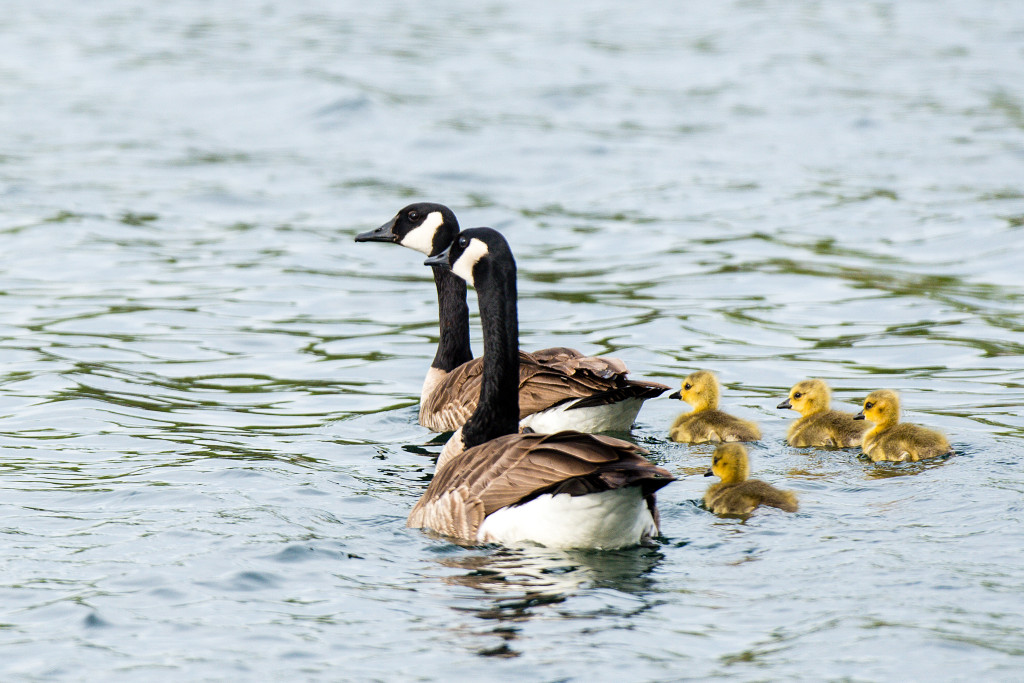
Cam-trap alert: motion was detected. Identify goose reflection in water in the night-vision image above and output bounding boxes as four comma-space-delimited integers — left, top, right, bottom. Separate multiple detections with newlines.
434, 546, 664, 658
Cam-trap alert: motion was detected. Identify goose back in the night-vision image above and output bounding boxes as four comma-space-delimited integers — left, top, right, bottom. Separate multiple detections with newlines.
407, 431, 674, 543
420, 348, 668, 432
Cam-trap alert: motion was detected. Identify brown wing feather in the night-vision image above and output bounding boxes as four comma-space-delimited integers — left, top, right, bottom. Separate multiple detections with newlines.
528, 347, 629, 379
419, 358, 486, 432
407, 431, 675, 541
420, 349, 670, 432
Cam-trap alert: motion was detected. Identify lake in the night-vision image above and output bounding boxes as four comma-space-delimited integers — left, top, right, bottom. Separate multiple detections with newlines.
2, 1, 1023, 680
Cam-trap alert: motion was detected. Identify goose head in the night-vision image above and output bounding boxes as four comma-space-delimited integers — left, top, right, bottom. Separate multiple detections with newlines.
424, 227, 515, 288
777, 379, 831, 416
355, 202, 459, 257
668, 370, 720, 412
855, 389, 900, 428
704, 443, 750, 484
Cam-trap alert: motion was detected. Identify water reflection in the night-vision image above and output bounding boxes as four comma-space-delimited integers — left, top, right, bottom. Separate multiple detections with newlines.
437, 545, 663, 657
863, 452, 956, 479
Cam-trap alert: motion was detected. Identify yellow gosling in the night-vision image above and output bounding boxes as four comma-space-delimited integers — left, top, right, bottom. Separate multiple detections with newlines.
669, 370, 761, 443
855, 390, 952, 462
703, 444, 798, 515
777, 379, 868, 448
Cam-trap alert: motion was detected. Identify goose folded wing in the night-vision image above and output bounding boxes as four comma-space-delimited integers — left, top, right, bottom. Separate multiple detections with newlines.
527, 347, 628, 379
517, 354, 670, 414
422, 351, 670, 429
407, 431, 674, 541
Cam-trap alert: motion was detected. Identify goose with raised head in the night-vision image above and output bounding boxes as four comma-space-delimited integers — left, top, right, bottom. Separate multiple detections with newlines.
703, 444, 798, 515
355, 203, 668, 435
406, 227, 675, 549
777, 379, 867, 447
668, 370, 761, 443
855, 390, 951, 462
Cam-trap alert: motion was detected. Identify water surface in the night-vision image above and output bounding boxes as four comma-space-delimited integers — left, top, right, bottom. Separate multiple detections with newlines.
2, 1, 1024, 680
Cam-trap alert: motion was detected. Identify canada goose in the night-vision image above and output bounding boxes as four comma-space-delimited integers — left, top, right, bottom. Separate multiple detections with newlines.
668, 370, 761, 443
355, 203, 668, 435
855, 390, 951, 462
777, 379, 868, 447
406, 227, 675, 548
703, 444, 798, 515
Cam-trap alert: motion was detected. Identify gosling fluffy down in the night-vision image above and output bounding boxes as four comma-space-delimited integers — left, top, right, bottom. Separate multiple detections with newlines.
669, 370, 761, 443
855, 390, 951, 462
778, 379, 868, 448
703, 444, 798, 515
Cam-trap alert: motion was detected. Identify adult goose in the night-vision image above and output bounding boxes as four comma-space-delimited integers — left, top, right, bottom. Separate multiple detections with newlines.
407, 227, 675, 548
355, 203, 668, 434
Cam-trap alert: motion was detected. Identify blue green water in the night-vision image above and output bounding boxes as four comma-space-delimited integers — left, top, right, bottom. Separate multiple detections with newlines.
2, 1, 1023, 679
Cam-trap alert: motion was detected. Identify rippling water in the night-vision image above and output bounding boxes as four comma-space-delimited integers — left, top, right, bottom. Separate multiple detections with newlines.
2, 1, 1024, 679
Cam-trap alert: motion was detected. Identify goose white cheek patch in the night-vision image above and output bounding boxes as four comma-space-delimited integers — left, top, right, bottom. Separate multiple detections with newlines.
401, 211, 444, 255
452, 239, 489, 286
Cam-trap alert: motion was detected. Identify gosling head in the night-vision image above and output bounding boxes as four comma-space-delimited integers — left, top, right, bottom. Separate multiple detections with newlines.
423, 227, 515, 289
355, 202, 459, 257
777, 379, 831, 416
855, 389, 900, 427
704, 443, 750, 484
668, 370, 720, 412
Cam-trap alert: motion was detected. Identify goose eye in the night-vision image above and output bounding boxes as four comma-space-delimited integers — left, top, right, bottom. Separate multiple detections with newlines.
684, 383, 692, 390
458, 236, 468, 247
794, 392, 802, 399
865, 402, 873, 409
408, 210, 419, 221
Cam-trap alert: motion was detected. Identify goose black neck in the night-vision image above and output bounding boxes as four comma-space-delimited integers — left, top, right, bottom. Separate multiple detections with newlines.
431, 267, 473, 372
461, 256, 520, 449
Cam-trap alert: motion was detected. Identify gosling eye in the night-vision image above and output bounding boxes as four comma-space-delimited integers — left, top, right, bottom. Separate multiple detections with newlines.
458, 236, 469, 248
793, 392, 802, 399
865, 402, 874, 409
408, 210, 419, 221
684, 383, 692, 390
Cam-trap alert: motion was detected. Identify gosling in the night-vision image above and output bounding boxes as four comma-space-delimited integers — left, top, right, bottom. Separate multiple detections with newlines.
703, 444, 799, 515
855, 390, 951, 462
777, 379, 868, 448
669, 370, 761, 443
